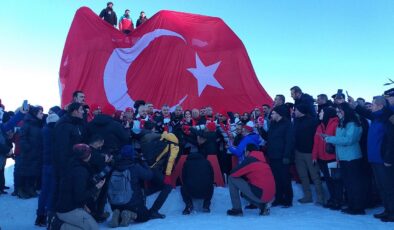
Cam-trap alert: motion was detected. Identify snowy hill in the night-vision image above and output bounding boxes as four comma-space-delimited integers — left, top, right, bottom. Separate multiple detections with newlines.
0, 162, 390, 230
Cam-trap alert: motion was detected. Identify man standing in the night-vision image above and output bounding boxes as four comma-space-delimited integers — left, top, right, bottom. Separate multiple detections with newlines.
99, 2, 117, 27
136, 11, 148, 27
290, 86, 316, 118
119, 9, 134, 34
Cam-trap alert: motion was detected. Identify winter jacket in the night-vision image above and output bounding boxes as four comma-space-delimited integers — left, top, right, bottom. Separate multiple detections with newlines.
229, 133, 261, 163
312, 117, 338, 161
112, 157, 153, 208
325, 122, 362, 161
42, 122, 56, 166
136, 16, 148, 27
383, 116, 394, 164
182, 153, 214, 197
0, 112, 24, 156
355, 105, 392, 164
265, 119, 295, 160
199, 131, 219, 157
230, 151, 275, 202
87, 114, 129, 152
54, 114, 86, 176
19, 114, 43, 177
119, 14, 134, 32
294, 93, 317, 118
294, 115, 318, 153
99, 7, 117, 26
56, 160, 98, 213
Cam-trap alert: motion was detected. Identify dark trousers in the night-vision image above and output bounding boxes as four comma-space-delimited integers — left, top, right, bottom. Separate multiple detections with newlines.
372, 163, 394, 214
37, 165, 56, 215
0, 155, 5, 190
318, 160, 340, 202
145, 168, 172, 212
13, 155, 21, 191
181, 185, 213, 207
269, 159, 293, 205
340, 159, 366, 211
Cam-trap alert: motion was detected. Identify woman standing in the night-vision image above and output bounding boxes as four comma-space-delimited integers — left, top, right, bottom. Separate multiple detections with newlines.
324, 103, 366, 215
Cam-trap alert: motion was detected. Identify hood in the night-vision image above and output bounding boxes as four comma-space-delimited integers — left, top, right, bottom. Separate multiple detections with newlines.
248, 151, 266, 163
91, 114, 113, 126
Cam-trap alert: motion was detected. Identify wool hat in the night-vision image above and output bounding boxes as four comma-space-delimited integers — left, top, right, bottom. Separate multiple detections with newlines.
73, 144, 91, 160
384, 88, 394, 97
121, 145, 135, 159
272, 105, 289, 118
49, 106, 61, 115
243, 120, 254, 132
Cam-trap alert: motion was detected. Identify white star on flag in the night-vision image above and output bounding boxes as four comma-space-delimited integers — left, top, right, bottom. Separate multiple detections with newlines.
187, 53, 223, 96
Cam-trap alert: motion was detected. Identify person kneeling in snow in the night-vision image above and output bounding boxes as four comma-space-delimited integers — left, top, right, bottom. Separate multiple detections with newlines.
227, 144, 275, 216
181, 153, 214, 215
108, 145, 153, 228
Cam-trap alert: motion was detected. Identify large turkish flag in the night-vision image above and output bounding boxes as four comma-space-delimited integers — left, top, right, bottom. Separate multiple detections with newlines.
59, 7, 272, 113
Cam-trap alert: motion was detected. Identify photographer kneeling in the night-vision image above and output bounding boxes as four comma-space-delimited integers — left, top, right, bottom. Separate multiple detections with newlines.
54, 144, 105, 230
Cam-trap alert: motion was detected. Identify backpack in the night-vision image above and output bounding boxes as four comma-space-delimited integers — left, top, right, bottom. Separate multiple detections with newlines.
108, 169, 133, 205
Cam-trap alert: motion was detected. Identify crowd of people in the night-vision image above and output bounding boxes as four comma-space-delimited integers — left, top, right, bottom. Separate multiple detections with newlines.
0, 85, 393, 229
99, 2, 148, 34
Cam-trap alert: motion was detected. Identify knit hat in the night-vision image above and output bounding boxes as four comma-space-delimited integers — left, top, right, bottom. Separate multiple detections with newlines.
295, 104, 309, 115
121, 145, 135, 159
49, 106, 61, 115
206, 121, 216, 132
243, 120, 254, 132
384, 88, 394, 97
272, 105, 289, 118
46, 113, 59, 124
73, 144, 91, 160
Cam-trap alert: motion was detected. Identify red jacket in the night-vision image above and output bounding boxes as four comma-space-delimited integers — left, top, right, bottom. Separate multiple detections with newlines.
312, 117, 339, 161
230, 151, 275, 202
119, 17, 134, 32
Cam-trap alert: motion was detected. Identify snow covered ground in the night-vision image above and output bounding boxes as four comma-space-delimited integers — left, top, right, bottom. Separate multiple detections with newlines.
0, 161, 391, 230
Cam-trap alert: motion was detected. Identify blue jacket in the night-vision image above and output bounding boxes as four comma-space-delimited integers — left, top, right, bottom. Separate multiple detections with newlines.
229, 133, 261, 163
326, 122, 362, 161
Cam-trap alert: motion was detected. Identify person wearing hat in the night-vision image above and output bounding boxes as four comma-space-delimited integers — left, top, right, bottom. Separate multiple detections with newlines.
99, 2, 118, 27
35, 106, 61, 226
293, 104, 323, 204
55, 144, 104, 230
108, 145, 153, 227
228, 120, 261, 164
263, 104, 294, 208
19, 106, 44, 199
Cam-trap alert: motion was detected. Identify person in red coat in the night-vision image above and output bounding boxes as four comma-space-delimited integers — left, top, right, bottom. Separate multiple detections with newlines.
312, 106, 340, 209
227, 144, 275, 216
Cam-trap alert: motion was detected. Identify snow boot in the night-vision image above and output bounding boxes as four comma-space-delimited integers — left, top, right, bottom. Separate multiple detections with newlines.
35, 214, 47, 227
183, 204, 193, 215
259, 204, 270, 216
227, 209, 243, 216
374, 210, 389, 219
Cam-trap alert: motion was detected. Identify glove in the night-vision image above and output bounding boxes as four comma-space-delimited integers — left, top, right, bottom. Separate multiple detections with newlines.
163, 175, 174, 188
282, 158, 290, 165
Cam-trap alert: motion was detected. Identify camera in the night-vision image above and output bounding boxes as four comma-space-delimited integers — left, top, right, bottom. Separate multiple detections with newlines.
92, 165, 112, 184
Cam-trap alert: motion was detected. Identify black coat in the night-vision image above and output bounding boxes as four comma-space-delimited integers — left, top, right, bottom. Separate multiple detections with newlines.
266, 118, 295, 160
42, 122, 56, 166
99, 7, 117, 26
382, 115, 394, 164
295, 93, 316, 117
136, 16, 147, 27
87, 115, 129, 153
19, 114, 43, 177
54, 114, 86, 176
294, 115, 318, 153
56, 159, 98, 213
182, 153, 214, 198
199, 131, 219, 157
112, 157, 153, 208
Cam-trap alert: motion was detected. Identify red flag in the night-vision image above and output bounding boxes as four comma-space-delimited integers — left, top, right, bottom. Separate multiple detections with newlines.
59, 7, 272, 113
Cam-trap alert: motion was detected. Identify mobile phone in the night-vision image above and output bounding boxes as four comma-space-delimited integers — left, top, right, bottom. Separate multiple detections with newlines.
22, 100, 28, 111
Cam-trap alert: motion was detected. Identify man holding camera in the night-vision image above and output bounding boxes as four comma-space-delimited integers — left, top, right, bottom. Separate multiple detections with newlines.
55, 144, 105, 230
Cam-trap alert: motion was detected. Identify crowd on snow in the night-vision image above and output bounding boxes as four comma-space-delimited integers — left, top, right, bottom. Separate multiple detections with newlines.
0, 85, 393, 229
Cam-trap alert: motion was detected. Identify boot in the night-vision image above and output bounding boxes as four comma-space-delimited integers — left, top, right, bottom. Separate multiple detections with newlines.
26, 186, 38, 198
259, 204, 270, 216
374, 210, 388, 219
226, 209, 243, 216
149, 209, 166, 219
108, 209, 120, 228
182, 204, 193, 215
120, 210, 137, 227
298, 197, 313, 204
35, 214, 47, 227
202, 200, 211, 213
341, 207, 365, 215
381, 214, 394, 222
17, 188, 31, 199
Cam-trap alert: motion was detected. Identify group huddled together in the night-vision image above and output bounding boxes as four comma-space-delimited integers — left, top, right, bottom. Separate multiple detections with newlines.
0, 85, 393, 229
99, 2, 148, 34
